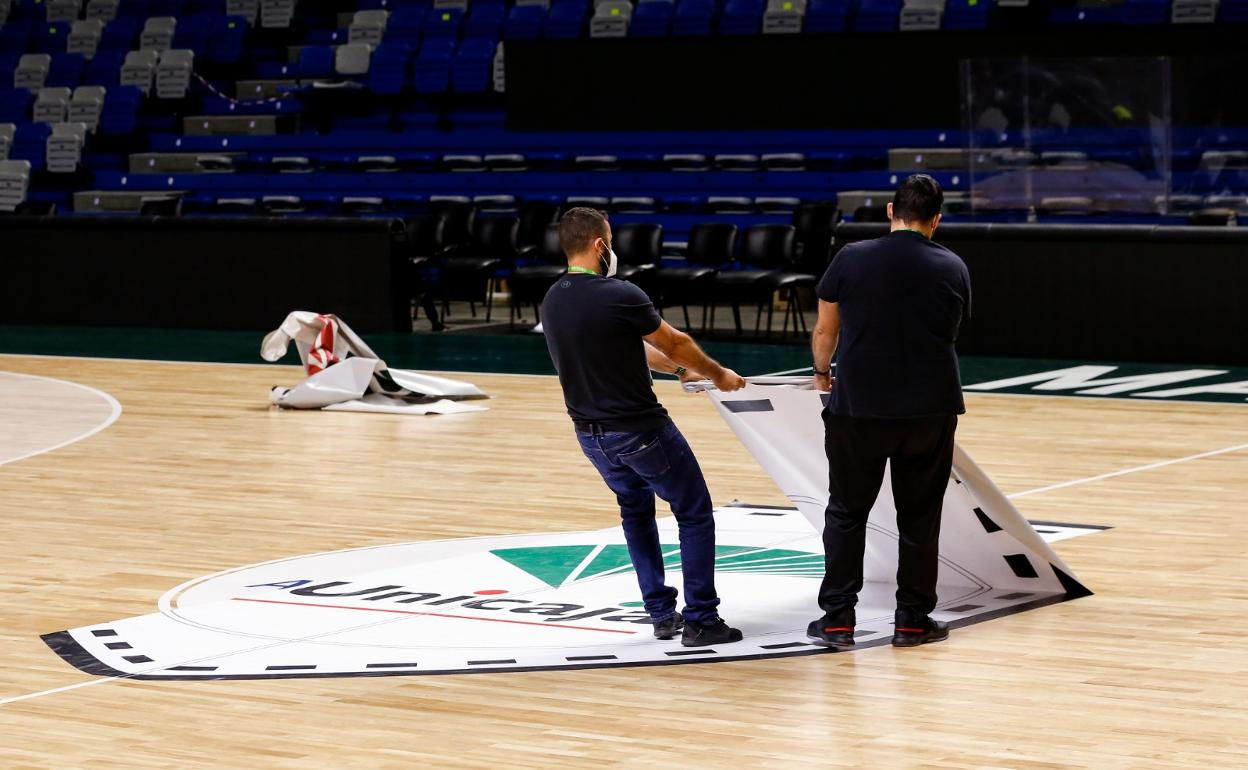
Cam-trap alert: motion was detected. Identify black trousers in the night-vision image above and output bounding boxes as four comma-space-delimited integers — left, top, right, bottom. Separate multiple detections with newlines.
819, 412, 958, 624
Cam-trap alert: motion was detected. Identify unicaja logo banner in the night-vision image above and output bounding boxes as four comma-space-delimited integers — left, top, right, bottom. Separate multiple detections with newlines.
43, 506, 1095, 681
43, 382, 1093, 681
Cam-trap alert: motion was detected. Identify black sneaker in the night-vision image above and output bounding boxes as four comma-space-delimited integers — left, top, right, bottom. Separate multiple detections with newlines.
681, 618, 743, 647
892, 617, 949, 647
652, 612, 684, 640
806, 619, 855, 651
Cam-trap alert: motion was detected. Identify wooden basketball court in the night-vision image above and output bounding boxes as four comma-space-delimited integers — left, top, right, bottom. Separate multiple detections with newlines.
0, 352, 1244, 769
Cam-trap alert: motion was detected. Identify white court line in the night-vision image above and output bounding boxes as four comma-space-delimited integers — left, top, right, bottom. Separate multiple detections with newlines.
0, 677, 119, 706
0, 372, 122, 468
1006, 441, 1248, 499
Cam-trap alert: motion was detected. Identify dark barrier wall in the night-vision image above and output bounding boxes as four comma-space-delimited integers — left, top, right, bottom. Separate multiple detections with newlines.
505, 26, 1248, 131
0, 217, 410, 333
831, 223, 1248, 365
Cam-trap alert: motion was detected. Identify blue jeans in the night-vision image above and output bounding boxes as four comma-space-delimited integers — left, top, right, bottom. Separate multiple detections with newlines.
576, 420, 721, 624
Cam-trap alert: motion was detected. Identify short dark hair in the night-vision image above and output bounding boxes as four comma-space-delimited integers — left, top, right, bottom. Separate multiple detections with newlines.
558, 207, 609, 258
891, 174, 944, 223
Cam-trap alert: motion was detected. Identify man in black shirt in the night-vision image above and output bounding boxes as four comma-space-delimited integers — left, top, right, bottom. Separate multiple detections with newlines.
807, 175, 972, 651
543, 207, 747, 647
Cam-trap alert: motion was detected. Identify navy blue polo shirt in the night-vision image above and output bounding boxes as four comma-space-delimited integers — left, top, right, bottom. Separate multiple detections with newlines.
542, 272, 670, 432
816, 230, 972, 418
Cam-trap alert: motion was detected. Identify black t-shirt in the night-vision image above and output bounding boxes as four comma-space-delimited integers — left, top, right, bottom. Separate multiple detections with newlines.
816, 230, 972, 418
542, 272, 670, 431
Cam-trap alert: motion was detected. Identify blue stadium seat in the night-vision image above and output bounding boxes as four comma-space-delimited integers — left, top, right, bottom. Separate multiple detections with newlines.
943, 0, 989, 29
854, 0, 901, 31
423, 8, 465, 39
205, 16, 248, 63
0, 21, 32, 57
120, 0, 185, 17
98, 84, 141, 136
412, 38, 455, 93
172, 14, 212, 56
1218, 0, 1248, 20
630, 0, 674, 35
298, 45, 335, 78
98, 17, 142, 54
368, 42, 413, 94
46, 53, 86, 88
719, 0, 766, 34
504, 3, 546, 39
671, 0, 715, 36
185, 0, 226, 15
10, 122, 51, 171
452, 37, 494, 93
0, 89, 33, 123
466, 0, 506, 39
83, 49, 125, 86
30, 22, 71, 54
387, 6, 427, 43
544, 0, 588, 38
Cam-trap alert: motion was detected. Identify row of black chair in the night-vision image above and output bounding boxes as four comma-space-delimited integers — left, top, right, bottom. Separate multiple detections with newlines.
402, 199, 838, 336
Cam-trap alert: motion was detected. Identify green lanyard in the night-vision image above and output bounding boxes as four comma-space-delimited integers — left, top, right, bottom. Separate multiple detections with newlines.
567, 266, 599, 276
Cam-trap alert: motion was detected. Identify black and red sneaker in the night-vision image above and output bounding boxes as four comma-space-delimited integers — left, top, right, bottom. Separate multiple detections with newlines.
806, 620, 855, 651
892, 617, 949, 647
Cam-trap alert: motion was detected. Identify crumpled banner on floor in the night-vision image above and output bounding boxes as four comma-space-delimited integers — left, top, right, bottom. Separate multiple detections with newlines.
695, 376, 1088, 597
261, 311, 489, 415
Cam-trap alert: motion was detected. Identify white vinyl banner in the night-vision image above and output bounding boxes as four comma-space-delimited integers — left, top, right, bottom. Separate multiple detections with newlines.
701, 377, 1087, 598
261, 311, 490, 415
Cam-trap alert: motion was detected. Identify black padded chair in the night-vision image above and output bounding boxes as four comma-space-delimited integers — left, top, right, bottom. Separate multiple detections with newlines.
441, 215, 518, 322
611, 222, 662, 303
713, 224, 816, 338
656, 223, 736, 331
509, 223, 566, 329
516, 200, 561, 256
792, 202, 839, 275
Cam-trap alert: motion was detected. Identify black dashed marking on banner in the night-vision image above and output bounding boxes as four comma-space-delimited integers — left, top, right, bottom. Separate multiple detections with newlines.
468, 659, 517, 666
366, 662, 421, 669
168, 665, 219, 672
748, 512, 787, 517
1034, 528, 1060, 534
104, 641, 132, 650
945, 604, 985, 613
722, 399, 775, 414
265, 665, 316, 671
760, 642, 813, 650
90, 629, 118, 637
1004, 553, 1040, 578
565, 655, 618, 662
997, 592, 1036, 600
665, 649, 716, 656
123, 655, 153, 664
974, 507, 1002, 533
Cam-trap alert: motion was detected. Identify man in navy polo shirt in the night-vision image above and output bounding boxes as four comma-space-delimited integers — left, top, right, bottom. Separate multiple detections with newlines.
806, 175, 972, 651
542, 207, 747, 648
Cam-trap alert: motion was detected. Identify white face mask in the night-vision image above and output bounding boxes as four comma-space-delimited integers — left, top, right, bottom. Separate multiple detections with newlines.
599, 245, 618, 278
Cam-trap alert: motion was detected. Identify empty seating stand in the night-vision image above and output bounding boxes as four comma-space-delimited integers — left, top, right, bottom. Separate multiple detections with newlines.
763, 0, 805, 33
33, 88, 72, 124
0, 159, 32, 211
15, 55, 51, 90
47, 122, 88, 173
121, 50, 159, 94
155, 49, 194, 99
591, 0, 633, 36
68, 86, 106, 131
